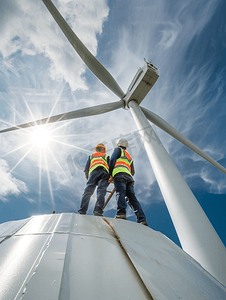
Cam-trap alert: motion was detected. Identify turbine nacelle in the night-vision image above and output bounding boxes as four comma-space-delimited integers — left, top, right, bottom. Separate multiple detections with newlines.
123, 61, 159, 107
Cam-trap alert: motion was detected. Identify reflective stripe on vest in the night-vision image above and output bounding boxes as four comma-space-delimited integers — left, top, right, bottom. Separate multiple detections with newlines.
112, 148, 133, 177
89, 152, 109, 174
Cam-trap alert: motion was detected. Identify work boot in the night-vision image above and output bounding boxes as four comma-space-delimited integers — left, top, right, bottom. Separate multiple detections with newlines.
140, 221, 148, 226
93, 211, 103, 216
115, 215, 127, 220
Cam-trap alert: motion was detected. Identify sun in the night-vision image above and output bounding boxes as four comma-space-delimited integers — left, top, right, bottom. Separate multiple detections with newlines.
30, 126, 52, 148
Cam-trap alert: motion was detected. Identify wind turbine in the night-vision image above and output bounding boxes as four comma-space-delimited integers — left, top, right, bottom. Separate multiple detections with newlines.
0, 0, 225, 285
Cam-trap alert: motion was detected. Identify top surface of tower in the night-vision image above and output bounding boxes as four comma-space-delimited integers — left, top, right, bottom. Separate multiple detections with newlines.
0, 213, 225, 300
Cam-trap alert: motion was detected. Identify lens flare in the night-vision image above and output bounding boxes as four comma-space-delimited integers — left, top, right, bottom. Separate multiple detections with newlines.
31, 126, 52, 148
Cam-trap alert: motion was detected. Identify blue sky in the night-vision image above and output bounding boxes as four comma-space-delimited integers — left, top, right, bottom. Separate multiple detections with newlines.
0, 0, 225, 248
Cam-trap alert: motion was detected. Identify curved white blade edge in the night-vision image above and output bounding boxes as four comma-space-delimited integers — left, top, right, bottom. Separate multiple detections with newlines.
0, 100, 124, 134
42, 0, 124, 99
141, 106, 226, 174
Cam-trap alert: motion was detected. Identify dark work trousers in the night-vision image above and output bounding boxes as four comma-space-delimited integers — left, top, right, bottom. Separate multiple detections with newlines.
113, 173, 146, 223
78, 168, 109, 215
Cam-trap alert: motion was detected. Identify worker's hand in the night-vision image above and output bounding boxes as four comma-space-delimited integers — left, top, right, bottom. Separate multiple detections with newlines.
109, 175, 114, 183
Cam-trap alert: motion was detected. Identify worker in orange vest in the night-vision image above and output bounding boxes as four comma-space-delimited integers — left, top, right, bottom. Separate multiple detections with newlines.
109, 138, 148, 225
78, 143, 110, 216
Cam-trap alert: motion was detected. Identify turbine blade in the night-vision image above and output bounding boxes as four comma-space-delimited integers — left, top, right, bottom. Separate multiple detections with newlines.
0, 100, 124, 134
140, 106, 226, 174
42, 0, 125, 99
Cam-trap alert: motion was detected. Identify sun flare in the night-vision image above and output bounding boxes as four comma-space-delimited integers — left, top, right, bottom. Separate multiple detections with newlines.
31, 126, 52, 148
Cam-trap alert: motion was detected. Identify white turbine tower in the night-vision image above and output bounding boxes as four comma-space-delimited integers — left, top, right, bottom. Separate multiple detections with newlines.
0, 0, 225, 286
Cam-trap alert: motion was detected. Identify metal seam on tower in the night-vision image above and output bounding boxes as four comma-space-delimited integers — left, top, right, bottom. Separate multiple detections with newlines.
103, 218, 155, 300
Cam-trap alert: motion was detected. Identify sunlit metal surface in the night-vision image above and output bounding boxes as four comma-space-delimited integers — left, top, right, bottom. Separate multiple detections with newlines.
0, 217, 32, 242
0, 213, 225, 300
129, 100, 226, 285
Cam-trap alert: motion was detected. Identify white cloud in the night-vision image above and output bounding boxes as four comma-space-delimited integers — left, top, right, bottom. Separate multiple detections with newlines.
0, 0, 109, 91
0, 159, 28, 201
0, 0, 224, 207
106, 0, 224, 197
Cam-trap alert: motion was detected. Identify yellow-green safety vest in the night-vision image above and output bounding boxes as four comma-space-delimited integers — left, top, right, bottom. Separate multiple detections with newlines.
112, 148, 133, 177
89, 152, 109, 174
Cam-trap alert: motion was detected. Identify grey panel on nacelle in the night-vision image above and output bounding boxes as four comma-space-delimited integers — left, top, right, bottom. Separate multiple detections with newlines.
0, 213, 225, 300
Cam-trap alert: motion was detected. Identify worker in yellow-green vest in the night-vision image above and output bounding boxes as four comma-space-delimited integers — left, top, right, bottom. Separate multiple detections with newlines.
109, 138, 148, 226
78, 143, 110, 216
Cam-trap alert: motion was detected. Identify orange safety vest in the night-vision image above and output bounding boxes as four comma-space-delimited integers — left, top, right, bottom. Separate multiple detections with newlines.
112, 148, 133, 177
89, 152, 109, 174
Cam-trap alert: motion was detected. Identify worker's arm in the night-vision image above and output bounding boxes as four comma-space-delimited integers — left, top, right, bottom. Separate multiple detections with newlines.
107, 155, 110, 166
84, 156, 91, 180
109, 147, 121, 176
131, 161, 135, 176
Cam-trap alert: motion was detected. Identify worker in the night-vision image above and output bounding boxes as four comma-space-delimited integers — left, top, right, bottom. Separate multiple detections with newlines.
78, 143, 110, 216
109, 138, 148, 226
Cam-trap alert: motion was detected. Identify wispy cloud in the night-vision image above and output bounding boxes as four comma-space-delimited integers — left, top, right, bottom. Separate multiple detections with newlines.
0, 159, 28, 201
0, 0, 109, 91
0, 0, 225, 211
106, 0, 225, 199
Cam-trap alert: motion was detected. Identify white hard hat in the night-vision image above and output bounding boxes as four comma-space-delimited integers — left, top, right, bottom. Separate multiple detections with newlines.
117, 138, 128, 148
